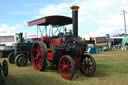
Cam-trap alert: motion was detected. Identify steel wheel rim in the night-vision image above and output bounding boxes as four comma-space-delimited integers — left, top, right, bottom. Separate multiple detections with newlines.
18, 56, 26, 66
32, 42, 43, 70
3, 60, 8, 77
59, 56, 73, 79
8, 52, 15, 63
80, 55, 95, 76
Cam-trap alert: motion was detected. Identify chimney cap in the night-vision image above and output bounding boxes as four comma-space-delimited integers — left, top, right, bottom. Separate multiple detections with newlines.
71, 6, 79, 11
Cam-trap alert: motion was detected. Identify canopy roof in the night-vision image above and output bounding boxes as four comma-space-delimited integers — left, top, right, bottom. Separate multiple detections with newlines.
28, 15, 72, 26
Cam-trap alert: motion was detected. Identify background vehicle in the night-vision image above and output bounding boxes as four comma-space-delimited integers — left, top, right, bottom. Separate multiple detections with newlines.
8, 33, 40, 66
0, 33, 21, 58
28, 6, 96, 80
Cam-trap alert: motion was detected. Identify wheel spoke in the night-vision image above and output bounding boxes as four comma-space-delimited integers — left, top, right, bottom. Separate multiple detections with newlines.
60, 63, 64, 66
65, 58, 69, 64
35, 61, 38, 66
37, 46, 40, 52
89, 64, 93, 67
66, 68, 72, 72
67, 60, 70, 65
64, 71, 67, 75
33, 48, 38, 52
65, 64, 71, 67
81, 64, 86, 67
38, 47, 42, 56
33, 57, 37, 60
62, 59, 65, 65
69, 72, 72, 76
32, 42, 47, 71
59, 55, 75, 80
80, 55, 96, 77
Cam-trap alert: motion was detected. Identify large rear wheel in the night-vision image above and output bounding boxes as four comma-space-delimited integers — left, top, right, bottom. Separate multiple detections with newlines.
80, 54, 96, 77
59, 55, 75, 80
31, 41, 47, 71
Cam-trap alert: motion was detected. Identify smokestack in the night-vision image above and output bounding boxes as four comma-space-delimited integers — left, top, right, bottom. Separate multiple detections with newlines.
19, 32, 23, 42
71, 6, 79, 38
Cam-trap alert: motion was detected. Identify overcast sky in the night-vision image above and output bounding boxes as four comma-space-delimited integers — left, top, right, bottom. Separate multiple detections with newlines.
0, 0, 128, 37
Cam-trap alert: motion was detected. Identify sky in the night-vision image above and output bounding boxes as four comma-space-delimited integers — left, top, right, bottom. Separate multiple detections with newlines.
0, 0, 128, 37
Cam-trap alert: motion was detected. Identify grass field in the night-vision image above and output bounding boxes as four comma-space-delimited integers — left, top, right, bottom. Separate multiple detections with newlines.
0, 51, 128, 85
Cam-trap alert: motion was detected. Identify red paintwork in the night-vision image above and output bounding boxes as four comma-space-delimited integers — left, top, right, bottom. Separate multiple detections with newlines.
28, 18, 46, 26
75, 40, 80, 42
47, 48, 53, 60
80, 56, 94, 76
82, 40, 86, 45
41, 37, 50, 43
28, 5, 96, 80
59, 56, 72, 79
28, 15, 72, 26
41, 37, 63, 61
50, 38, 62, 48
32, 42, 43, 71
47, 53, 53, 60
62, 37, 65, 41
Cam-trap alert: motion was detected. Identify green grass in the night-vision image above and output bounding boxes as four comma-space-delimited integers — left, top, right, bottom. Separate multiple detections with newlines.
0, 50, 128, 85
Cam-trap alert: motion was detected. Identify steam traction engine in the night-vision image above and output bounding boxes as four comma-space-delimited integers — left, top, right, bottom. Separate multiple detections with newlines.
28, 6, 96, 80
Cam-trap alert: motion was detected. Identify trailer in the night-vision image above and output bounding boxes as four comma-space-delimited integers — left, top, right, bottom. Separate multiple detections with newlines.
0, 33, 21, 58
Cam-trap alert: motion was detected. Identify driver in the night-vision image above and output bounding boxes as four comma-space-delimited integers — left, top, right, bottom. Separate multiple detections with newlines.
58, 32, 64, 37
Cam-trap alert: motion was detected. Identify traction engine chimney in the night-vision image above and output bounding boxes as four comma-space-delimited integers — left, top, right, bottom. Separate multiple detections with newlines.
19, 32, 23, 42
71, 6, 79, 38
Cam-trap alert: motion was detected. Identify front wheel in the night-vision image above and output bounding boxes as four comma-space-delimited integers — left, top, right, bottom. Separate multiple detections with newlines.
80, 54, 96, 77
59, 55, 75, 80
15, 54, 27, 66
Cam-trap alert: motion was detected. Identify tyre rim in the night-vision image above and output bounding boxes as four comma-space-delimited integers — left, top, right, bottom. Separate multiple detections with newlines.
80, 56, 94, 76
59, 56, 73, 79
10, 56, 15, 62
18, 57, 26, 66
32, 42, 43, 70
9, 52, 15, 63
3, 60, 8, 77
